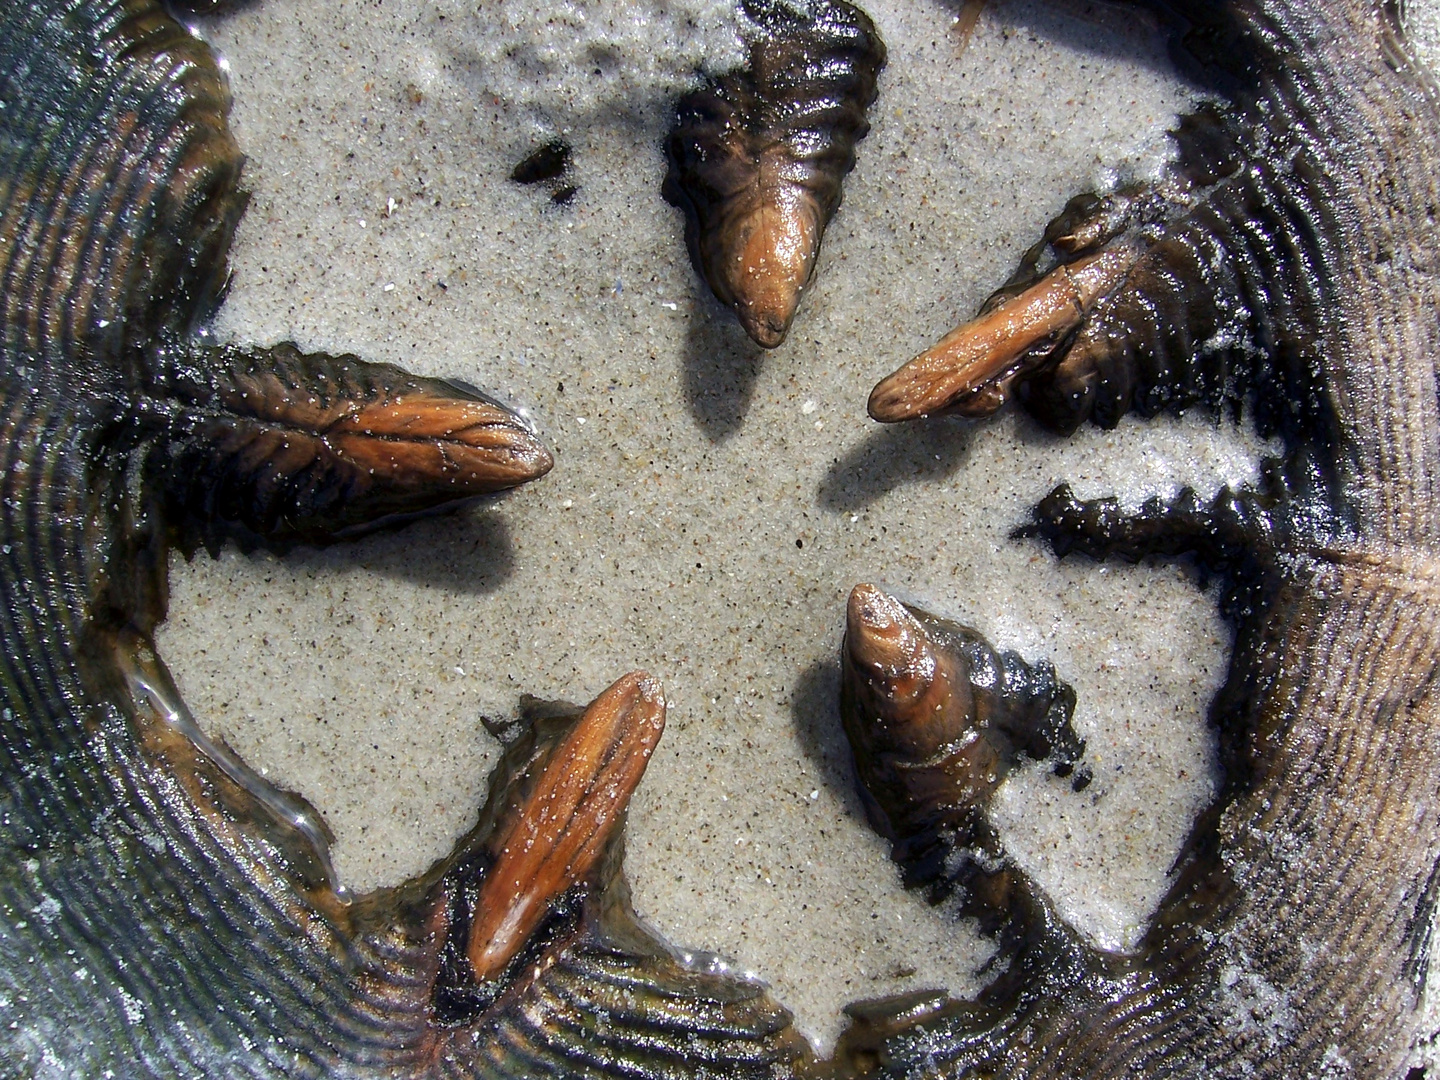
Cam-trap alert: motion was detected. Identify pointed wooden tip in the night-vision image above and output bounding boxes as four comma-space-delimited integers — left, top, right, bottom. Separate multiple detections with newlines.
333, 393, 554, 494
840, 584, 938, 711
466, 672, 665, 982
843, 585, 971, 766
845, 584, 932, 687
711, 186, 820, 349
868, 247, 1136, 423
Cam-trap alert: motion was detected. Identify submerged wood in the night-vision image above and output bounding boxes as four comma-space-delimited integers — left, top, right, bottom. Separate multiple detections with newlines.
851, 0, 1440, 1075
663, 0, 886, 348
0, 0, 1438, 1077
0, 4, 800, 1078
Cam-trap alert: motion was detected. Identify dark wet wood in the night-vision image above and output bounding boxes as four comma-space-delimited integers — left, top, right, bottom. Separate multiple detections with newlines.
663, 0, 885, 348
848, 1, 1440, 1076
466, 672, 665, 982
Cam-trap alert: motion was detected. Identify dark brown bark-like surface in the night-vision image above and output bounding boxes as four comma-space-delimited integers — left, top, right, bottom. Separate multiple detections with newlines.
663, 0, 886, 347
850, 2, 1440, 1076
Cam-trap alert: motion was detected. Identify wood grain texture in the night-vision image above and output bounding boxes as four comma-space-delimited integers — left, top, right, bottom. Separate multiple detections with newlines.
846, 2, 1440, 1076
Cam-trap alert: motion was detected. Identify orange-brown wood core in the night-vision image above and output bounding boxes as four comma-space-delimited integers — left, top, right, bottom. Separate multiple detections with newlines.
844, 585, 1007, 829
466, 672, 666, 982
845, 583, 970, 763
712, 160, 822, 349
868, 246, 1136, 422
221, 372, 554, 494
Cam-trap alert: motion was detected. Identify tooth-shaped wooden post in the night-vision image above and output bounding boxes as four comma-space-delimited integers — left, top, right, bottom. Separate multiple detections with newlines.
867, 246, 1136, 421
842, 584, 1001, 834
467, 672, 666, 982
840, 584, 1086, 916
663, 0, 885, 348
152, 342, 554, 547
